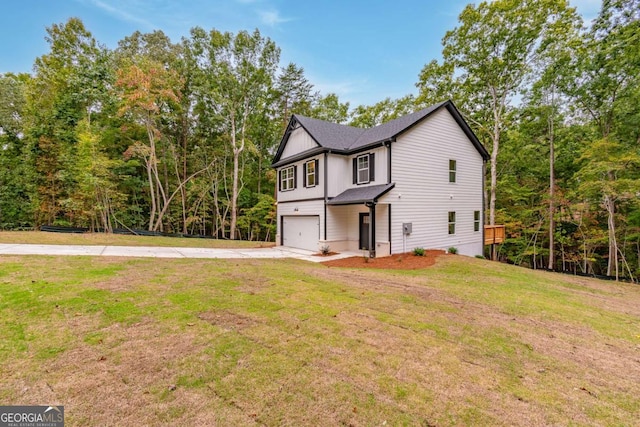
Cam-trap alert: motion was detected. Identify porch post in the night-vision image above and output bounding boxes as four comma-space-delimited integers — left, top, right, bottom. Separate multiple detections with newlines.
367, 202, 376, 258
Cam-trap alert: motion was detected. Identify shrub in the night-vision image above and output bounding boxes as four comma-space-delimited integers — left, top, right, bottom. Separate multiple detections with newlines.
447, 247, 458, 254
320, 244, 331, 255
413, 247, 425, 256
475, 254, 485, 259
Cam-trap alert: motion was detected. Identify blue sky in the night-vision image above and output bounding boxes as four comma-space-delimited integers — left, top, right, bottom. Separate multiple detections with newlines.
0, 0, 601, 107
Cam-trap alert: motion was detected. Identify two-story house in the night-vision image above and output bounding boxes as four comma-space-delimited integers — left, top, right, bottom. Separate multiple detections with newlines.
271, 99, 490, 257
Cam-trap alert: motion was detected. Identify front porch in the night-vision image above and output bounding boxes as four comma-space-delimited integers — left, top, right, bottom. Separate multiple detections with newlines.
324, 183, 394, 258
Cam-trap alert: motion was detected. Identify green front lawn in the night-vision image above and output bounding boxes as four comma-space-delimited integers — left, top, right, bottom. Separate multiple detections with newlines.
0, 231, 273, 248
0, 254, 638, 426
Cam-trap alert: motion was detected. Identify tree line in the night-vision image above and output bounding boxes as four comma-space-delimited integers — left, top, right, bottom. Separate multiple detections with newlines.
0, 0, 638, 279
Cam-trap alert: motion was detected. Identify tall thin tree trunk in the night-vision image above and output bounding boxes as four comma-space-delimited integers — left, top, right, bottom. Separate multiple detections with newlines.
548, 109, 555, 271
231, 147, 240, 239
604, 194, 618, 280
181, 122, 188, 234
146, 158, 156, 231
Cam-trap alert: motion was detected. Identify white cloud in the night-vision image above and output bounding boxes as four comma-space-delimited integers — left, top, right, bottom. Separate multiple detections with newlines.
89, 0, 156, 29
259, 10, 293, 27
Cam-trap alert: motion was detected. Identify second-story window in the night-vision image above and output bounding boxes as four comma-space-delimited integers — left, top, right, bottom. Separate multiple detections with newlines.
358, 155, 369, 183
449, 159, 457, 183
304, 159, 318, 188
353, 153, 375, 185
279, 165, 296, 191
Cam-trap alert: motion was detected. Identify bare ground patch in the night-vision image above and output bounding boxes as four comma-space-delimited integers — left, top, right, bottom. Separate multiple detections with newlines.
197, 311, 258, 331
3, 319, 255, 426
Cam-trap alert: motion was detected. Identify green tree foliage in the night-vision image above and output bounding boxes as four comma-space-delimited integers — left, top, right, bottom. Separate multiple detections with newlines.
1, 7, 639, 277
349, 95, 415, 128
0, 73, 34, 228
311, 93, 350, 124
26, 18, 111, 225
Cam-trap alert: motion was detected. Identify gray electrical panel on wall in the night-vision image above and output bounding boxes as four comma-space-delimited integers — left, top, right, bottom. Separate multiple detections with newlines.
402, 223, 412, 234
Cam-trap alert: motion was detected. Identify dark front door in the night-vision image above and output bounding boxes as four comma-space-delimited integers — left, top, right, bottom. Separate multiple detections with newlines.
359, 213, 370, 250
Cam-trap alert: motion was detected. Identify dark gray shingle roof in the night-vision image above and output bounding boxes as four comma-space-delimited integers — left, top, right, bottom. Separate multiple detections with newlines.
272, 99, 489, 167
349, 101, 446, 150
327, 183, 395, 205
294, 116, 366, 151
294, 101, 447, 151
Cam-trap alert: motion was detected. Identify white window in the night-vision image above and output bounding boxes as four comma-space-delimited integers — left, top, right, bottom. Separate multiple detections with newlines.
357, 155, 369, 184
352, 153, 375, 185
474, 210, 481, 232
449, 159, 457, 183
448, 211, 456, 235
304, 160, 317, 187
280, 166, 295, 191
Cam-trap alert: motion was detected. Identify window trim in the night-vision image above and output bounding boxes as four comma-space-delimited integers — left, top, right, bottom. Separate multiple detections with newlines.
474, 210, 481, 232
352, 153, 375, 185
449, 159, 457, 183
357, 154, 370, 184
448, 211, 456, 235
280, 165, 295, 192
304, 159, 317, 188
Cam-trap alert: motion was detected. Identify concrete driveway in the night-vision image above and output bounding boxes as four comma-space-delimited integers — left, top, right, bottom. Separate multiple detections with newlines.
0, 243, 357, 263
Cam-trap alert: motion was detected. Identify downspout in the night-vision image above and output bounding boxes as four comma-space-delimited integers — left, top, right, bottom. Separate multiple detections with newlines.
482, 160, 487, 258
368, 202, 376, 258
324, 151, 328, 241
387, 140, 393, 251
387, 140, 392, 184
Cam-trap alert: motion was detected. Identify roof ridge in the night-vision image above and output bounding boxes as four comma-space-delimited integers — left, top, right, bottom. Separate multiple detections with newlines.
348, 100, 450, 149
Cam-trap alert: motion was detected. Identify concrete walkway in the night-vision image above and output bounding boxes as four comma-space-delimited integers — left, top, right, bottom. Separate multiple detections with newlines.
0, 243, 358, 263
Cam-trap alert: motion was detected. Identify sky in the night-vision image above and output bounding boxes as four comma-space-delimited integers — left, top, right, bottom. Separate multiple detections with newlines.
0, 0, 602, 107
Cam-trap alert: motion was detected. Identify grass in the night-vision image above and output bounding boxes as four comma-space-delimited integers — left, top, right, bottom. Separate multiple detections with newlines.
0, 254, 639, 426
0, 230, 273, 248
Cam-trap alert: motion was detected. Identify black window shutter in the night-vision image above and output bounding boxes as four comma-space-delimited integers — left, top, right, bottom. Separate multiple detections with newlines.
369, 153, 375, 182
353, 158, 357, 184
293, 165, 297, 189
278, 170, 282, 191
303, 163, 307, 187
315, 159, 319, 185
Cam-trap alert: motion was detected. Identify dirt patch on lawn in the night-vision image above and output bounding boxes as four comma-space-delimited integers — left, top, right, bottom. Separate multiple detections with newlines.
322, 250, 445, 269
198, 311, 257, 331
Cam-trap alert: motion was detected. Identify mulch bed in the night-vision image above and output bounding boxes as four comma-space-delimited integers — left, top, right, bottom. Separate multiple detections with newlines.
321, 250, 446, 270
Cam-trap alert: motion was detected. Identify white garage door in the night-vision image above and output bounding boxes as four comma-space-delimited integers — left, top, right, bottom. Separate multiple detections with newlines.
282, 216, 320, 251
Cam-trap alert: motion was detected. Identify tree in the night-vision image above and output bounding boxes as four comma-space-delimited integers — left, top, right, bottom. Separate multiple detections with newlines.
524, 4, 582, 270
0, 73, 34, 228
275, 63, 315, 129
417, 0, 580, 253
116, 57, 182, 231
311, 93, 349, 124
564, 0, 640, 276
192, 28, 280, 239
349, 95, 415, 128
575, 138, 640, 280
26, 18, 110, 226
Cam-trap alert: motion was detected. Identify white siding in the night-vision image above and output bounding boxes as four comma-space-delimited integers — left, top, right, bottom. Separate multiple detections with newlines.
325, 204, 389, 253
326, 205, 348, 241
382, 108, 484, 256
327, 155, 350, 198
277, 199, 325, 248
277, 156, 324, 202
326, 145, 389, 198
375, 204, 390, 244
281, 127, 317, 159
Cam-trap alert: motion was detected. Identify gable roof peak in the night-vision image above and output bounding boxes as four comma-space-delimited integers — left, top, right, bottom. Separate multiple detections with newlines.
272, 99, 489, 166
